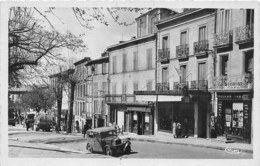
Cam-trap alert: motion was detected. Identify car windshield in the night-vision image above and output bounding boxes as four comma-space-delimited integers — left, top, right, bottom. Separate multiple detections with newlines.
100, 131, 117, 138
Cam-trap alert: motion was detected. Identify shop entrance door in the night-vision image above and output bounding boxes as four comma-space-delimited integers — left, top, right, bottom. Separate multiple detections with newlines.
137, 112, 144, 135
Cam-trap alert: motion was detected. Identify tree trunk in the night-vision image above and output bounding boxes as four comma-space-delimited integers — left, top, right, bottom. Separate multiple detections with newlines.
56, 87, 62, 133
67, 82, 75, 133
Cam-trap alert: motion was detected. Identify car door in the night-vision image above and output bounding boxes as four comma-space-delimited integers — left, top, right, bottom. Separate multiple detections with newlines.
93, 132, 103, 152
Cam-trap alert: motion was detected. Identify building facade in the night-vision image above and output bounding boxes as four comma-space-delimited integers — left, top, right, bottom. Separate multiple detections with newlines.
85, 55, 109, 128
135, 9, 216, 138
106, 8, 175, 135
212, 9, 254, 143
74, 57, 91, 130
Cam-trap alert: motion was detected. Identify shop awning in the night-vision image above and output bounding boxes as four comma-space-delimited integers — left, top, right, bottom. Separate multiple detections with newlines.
127, 107, 151, 113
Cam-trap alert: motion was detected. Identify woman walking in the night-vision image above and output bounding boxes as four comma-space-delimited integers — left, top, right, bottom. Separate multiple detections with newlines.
172, 121, 177, 138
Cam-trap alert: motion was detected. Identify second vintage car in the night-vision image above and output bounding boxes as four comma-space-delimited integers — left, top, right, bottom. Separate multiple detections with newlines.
86, 127, 131, 156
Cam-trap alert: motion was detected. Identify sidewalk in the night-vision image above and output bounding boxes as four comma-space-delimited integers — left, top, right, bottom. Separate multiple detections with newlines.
119, 132, 253, 153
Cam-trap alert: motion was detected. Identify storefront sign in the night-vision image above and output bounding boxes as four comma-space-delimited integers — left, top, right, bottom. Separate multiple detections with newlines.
217, 94, 251, 100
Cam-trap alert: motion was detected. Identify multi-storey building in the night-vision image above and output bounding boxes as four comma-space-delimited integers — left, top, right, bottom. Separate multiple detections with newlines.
85, 54, 109, 128
105, 8, 175, 135
74, 57, 91, 130
212, 9, 254, 143
135, 9, 216, 138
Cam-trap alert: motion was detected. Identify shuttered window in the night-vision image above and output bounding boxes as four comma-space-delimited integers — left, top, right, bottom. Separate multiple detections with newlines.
146, 48, 153, 69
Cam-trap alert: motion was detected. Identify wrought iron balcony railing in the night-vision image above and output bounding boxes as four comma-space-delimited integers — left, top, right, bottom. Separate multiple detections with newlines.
105, 94, 136, 103
156, 82, 170, 91
194, 40, 209, 55
158, 48, 170, 61
190, 80, 208, 91
235, 24, 254, 44
212, 74, 253, 90
214, 30, 233, 48
176, 44, 189, 59
173, 81, 189, 93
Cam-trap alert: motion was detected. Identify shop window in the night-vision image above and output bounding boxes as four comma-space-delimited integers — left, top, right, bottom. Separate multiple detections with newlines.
132, 112, 137, 133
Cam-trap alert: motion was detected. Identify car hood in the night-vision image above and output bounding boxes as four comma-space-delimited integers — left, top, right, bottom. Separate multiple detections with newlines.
103, 135, 118, 141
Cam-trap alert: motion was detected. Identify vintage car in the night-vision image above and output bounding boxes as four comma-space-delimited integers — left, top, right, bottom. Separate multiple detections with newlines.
35, 118, 53, 132
86, 127, 131, 156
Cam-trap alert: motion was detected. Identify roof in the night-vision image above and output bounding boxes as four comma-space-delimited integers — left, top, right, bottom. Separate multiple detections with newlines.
135, 8, 174, 20
157, 8, 200, 24
74, 57, 91, 66
105, 34, 155, 52
87, 127, 116, 133
85, 56, 109, 66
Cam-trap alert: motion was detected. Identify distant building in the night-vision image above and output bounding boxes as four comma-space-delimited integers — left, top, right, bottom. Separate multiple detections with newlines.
85, 56, 109, 128
73, 57, 91, 130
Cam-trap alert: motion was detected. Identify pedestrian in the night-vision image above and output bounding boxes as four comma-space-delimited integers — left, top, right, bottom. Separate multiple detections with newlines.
75, 120, 80, 133
83, 122, 88, 138
25, 119, 29, 131
172, 121, 177, 138
176, 122, 182, 138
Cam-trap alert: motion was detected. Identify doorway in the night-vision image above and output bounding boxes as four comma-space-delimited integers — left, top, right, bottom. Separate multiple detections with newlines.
137, 112, 144, 135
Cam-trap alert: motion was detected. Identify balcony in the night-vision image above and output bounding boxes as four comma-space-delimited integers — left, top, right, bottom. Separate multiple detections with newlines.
214, 30, 233, 48
176, 44, 189, 59
156, 82, 170, 91
173, 81, 189, 93
194, 40, 209, 56
212, 74, 253, 91
235, 24, 254, 45
105, 94, 136, 103
158, 48, 170, 62
190, 80, 208, 91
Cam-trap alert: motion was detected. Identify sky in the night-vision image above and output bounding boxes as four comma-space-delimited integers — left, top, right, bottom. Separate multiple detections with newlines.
35, 8, 148, 63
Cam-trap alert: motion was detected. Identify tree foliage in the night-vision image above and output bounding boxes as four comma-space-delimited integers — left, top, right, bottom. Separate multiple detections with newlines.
20, 85, 56, 113
8, 7, 87, 87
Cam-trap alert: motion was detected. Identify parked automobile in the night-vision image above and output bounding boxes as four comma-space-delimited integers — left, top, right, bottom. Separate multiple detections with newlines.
35, 118, 53, 132
86, 127, 131, 156
8, 109, 16, 126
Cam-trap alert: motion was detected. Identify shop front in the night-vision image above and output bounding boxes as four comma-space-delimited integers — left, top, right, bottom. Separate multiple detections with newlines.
93, 114, 107, 128
158, 102, 194, 136
107, 102, 154, 135
215, 92, 252, 143
126, 106, 154, 135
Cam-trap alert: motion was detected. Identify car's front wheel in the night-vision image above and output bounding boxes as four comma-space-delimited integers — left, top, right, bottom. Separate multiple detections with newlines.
125, 145, 131, 154
105, 147, 113, 156
86, 144, 93, 153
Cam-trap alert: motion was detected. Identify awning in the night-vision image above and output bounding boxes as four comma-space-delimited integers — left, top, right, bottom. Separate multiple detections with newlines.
127, 107, 151, 113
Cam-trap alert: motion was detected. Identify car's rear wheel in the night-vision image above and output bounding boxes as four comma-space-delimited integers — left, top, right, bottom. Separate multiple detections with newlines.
87, 144, 93, 153
105, 147, 113, 156
36, 127, 39, 131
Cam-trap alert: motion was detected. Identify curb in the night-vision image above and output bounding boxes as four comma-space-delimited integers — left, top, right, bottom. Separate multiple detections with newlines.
129, 138, 253, 153
9, 144, 88, 154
